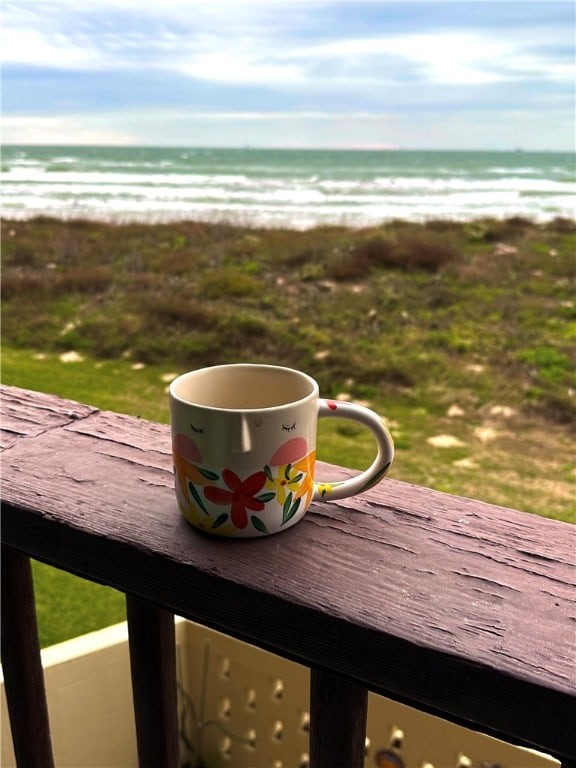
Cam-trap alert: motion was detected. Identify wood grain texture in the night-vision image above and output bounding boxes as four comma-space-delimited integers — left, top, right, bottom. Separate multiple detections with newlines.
310, 668, 368, 768
1, 547, 55, 768
0, 385, 96, 450
126, 595, 179, 768
1, 385, 575, 761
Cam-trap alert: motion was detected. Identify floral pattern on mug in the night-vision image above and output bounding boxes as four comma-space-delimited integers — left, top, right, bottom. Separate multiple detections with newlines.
173, 453, 215, 500
265, 461, 311, 506
173, 446, 317, 534
316, 482, 333, 498
177, 496, 236, 537
204, 469, 268, 530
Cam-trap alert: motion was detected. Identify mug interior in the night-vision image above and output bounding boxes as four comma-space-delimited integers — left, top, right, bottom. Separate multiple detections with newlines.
171, 364, 317, 409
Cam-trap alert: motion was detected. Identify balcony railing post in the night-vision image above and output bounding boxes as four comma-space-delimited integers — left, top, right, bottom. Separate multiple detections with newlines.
1, 545, 55, 768
309, 667, 369, 768
126, 594, 179, 768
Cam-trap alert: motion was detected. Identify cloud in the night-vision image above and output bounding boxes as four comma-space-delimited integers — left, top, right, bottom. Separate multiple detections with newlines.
1, 115, 138, 145
1, 1, 574, 149
3, 105, 571, 151
3, 1, 573, 89
176, 43, 307, 85
1, 109, 400, 148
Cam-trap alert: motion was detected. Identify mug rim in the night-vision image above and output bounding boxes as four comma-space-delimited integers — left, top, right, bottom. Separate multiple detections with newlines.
169, 363, 319, 412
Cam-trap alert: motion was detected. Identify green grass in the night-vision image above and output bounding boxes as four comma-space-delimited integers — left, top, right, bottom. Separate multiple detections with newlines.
1, 346, 174, 422
31, 562, 126, 648
2, 215, 575, 646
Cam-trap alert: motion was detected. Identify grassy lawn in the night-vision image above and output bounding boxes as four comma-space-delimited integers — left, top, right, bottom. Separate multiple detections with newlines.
2, 215, 574, 646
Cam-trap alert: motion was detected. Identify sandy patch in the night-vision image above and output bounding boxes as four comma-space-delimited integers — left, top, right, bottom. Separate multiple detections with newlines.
494, 243, 518, 256
427, 434, 466, 448
59, 351, 84, 363
474, 426, 499, 444
453, 458, 478, 469
335, 392, 352, 402
489, 405, 516, 418
60, 321, 77, 336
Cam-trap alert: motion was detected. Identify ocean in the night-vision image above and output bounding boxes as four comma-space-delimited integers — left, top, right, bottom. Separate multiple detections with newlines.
2, 145, 574, 229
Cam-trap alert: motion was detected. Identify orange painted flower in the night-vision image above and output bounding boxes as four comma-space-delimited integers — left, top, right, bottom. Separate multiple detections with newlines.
292, 450, 316, 507
174, 455, 216, 500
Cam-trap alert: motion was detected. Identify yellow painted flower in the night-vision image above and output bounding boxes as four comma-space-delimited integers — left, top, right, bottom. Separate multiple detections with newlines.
265, 463, 305, 506
178, 500, 236, 536
178, 498, 204, 527
316, 483, 333, 498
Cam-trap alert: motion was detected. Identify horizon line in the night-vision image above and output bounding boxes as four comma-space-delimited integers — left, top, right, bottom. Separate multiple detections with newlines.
3, 142, 574, 153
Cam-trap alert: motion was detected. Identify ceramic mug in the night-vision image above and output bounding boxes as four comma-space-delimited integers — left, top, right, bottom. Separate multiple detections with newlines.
170, 364, 394, 538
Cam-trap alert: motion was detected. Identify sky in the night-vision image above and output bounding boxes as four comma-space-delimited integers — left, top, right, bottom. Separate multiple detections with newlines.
2, 0, 575, 150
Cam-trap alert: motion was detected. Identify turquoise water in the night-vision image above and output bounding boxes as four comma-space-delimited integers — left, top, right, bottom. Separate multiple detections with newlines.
2, 145, 574, 228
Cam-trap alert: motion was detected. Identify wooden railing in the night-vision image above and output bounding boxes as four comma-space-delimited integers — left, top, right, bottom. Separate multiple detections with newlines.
1, 384, 575, 768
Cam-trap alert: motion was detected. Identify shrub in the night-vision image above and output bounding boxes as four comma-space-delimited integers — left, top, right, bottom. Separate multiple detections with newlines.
4, 245, 39, 267
327, 237, 396, 280
547, 217, 576, 234
518, 346, 574, 385
69, 316, 131, 358
327, 231, 459, 279
281, 246, 325, 268
198, 270, 261, 299
475, 217, 532, 242
424, 219, 462, 233
215, 312, 271, 346
394, 231, 459, 271
55, 267, 114, 294
2, 271, 48, 299
145, 296, 216, 330
526, 387, 576, 428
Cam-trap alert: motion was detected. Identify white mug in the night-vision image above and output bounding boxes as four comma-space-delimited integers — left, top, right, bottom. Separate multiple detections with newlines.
170, 364, 394, 537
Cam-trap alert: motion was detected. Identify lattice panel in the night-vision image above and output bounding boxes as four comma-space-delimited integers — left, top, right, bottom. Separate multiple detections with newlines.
178, 620, 559, 768
0, 618, 562, 768
179, 627, 310, 768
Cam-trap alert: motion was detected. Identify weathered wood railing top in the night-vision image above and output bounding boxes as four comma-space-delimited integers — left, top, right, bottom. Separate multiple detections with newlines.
1, 384, 575, 764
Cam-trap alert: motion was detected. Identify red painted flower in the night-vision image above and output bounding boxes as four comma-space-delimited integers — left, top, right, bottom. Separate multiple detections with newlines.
204, 469, 267, 529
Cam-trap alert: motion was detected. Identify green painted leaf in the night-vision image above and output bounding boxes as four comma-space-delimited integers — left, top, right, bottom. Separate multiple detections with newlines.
284, 463, 292, 480
264, 464, 274, 482
251, 516, 268, 534
256, 492, 276, 503
212, 512, 229, 529
198, 466, 220, 481
293, 473, 304, 483
282, 496, 301, 525
359, 462, 391, 494
282, 491, 293, 522
188, 481, 209, 514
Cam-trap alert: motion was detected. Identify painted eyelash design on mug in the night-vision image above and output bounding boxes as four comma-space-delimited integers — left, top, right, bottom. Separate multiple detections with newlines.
281, 423, 296, 432
190, 424, 205, 435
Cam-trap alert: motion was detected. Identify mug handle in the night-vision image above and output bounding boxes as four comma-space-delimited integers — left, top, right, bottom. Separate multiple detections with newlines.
313, 399, 394, 501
